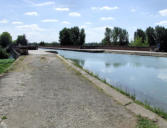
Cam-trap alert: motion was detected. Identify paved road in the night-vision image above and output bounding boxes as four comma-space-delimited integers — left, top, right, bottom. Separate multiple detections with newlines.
0, 51, 136, 128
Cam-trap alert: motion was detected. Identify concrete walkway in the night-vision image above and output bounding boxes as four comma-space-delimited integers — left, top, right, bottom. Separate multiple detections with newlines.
0, 50, 137, 128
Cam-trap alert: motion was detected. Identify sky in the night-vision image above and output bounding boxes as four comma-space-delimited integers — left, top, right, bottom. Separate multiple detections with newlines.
0, 0, 167, 43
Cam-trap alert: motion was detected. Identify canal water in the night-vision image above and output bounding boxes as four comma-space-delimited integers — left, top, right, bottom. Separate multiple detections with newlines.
54, 50, 167, 112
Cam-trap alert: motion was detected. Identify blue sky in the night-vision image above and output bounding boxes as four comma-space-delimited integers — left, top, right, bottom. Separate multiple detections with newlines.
0, 0, 167, 43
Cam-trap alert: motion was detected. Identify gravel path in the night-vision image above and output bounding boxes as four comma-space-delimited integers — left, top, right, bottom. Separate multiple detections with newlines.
0, 51, 136, 128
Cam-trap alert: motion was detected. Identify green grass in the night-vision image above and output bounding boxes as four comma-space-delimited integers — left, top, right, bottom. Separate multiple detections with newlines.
1, 116, 7, 120
136, 115, 158, 128
70, 59, 167, 120
135, 100, 167, 120
0, 59, 15, 74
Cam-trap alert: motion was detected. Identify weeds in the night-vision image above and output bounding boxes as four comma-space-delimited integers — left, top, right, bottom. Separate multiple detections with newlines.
0, 59, 14, 74
1, 116, 7, 120
135, 100, 167, 120
136, 115, 158, 128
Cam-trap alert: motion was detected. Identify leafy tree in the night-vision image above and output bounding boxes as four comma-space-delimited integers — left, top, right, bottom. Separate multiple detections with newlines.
0, 32, 12, 48
71, 27, 80, 45
111, 27, 129, 45
155, 26, 167, 51
112, 27, 120, 43
145, 27, 156, 46
80, 29, 86, 45
59, 27, 86, 46
102, 27, 112, 45
39, 41, 45, 46
59, 28, 72, 45
102, 27, 129, 45
134, 29, 146, 43
16, 34, 28, 46
119, 29, 129, 45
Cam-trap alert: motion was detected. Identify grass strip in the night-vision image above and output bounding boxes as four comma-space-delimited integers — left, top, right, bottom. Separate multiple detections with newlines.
0, 59, 15, 74
136, 115, 158, 128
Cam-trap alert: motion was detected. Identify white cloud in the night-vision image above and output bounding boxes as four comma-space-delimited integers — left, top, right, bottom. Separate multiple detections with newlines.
100, 17, 114, 21
156, 20, 167, 26
54, 8, 69, 11
69, 12, 81, 17
131, 8, 136, 13
93, 26, 113, 30
41, 19, 58, 23
85, 22, 92, 25
12, 21, 23, 25
158, 69, 167, 82
91, 6, 119, 11
100, 6, 119, 10
0, 19, 8, 24
35, 1, 55, 7
62, 21, 70, 24
80, 25, 87, 28
16, 24, 44, 31
158, 73, 167, 81
159, 9, 167, 16
24, 12, 38, 16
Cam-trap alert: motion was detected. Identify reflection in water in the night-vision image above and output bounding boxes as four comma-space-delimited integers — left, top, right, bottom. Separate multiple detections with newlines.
113, 63, 124, 68
71, 59, 85, 67
105, 62, 111, 68
55, 50, 167, 112
132, 62, 141, 67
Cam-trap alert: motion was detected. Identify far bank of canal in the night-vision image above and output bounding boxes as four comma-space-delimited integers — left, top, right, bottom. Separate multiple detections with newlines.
47, 49, 167, 112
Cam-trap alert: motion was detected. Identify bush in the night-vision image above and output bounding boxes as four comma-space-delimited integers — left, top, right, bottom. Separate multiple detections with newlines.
130, 37, 149, 47
0, 47, 9, 59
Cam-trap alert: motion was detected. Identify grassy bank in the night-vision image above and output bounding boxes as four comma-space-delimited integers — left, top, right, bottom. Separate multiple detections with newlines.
0, 59, 15, 74
70, 59, 167, 121
137, 115, 158, 128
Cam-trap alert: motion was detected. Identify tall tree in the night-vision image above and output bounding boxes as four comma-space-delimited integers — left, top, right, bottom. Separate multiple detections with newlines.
112, 27, 120, 43
0, 32, 12, 48
16, 34, 28, 46
155, 26, 167, 51
59, 27, 86, 46
119, 29, 129, 45
134, 29, 146, 43
80, 28, 86, 45
145, 27, 156, 46
59, 28, 72, 45
70, 27, 80, 45
102, 27, 112, 45
110, 27, 129, 45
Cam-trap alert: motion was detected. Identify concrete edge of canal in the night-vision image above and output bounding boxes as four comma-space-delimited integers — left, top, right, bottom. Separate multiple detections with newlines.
45, 47, 167, 57
56, 54, 167, 128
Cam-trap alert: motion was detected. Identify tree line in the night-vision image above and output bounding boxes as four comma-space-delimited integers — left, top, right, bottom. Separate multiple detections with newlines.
58, 25, 167, 52
0, 32, 28, 59
132, 26, 167, 51
1, 25, 167, 56
102, 26, 167, 51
